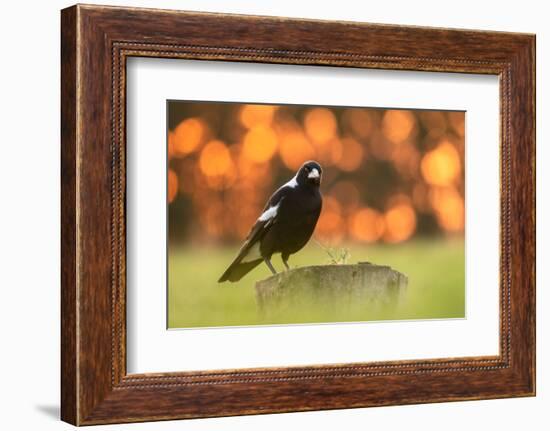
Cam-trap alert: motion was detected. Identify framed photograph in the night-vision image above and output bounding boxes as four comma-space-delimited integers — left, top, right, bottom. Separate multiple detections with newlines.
61, 4, 535, 425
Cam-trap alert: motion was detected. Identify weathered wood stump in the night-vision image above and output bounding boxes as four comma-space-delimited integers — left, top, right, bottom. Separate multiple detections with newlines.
255, 263, 408, 315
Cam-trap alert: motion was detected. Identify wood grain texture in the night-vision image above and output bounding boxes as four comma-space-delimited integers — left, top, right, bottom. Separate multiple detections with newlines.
60, 4, 536, 425
60, 6, 78, 425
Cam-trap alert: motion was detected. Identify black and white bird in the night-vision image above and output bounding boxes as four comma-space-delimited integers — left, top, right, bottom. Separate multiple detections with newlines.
218, 161, 323, 283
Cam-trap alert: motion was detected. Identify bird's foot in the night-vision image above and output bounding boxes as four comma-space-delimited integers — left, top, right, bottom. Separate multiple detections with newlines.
264, 257, 277, 275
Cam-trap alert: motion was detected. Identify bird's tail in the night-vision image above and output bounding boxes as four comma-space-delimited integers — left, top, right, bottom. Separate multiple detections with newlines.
218, 258, 263, 283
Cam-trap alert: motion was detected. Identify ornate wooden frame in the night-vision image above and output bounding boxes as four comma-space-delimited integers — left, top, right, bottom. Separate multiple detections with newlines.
61, 4, 536, 425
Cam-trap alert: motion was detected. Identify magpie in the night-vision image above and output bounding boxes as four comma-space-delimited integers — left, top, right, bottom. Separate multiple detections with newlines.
218, 161, 323, 283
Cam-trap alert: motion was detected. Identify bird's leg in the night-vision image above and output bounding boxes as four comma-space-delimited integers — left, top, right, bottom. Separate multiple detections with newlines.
282, 254, 290, 271
263, 256, 277, 275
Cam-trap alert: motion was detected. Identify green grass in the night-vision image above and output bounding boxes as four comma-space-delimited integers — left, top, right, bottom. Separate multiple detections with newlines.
168, 239, 465, 328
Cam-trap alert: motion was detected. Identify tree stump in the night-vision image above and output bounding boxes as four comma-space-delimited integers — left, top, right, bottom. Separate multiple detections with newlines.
255, 263, 408, 316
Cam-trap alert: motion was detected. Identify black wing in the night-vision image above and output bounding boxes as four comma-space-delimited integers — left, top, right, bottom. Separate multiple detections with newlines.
217, 187, 288, 283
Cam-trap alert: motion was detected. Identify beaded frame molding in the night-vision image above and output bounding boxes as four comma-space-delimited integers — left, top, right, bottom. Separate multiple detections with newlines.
61, 4, 535, 425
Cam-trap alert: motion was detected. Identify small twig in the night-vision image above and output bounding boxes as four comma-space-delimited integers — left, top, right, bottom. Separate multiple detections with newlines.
313, 239, 336, 263
313, 238, 350, 265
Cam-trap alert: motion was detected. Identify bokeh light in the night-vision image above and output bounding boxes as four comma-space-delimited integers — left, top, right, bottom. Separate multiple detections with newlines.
304, 108, 337, 143
240, 104, 276, 129
172, 117, 205, 156
278, 128, 315, 170
330, 181, 360, 210
199, 140, 232, 177
349, 208, 385, 242
168, 169, 178, 203
384, 203, 417, 243
421, 140, 461, 186
316, 196, 345, 243
343, 108, 373, 139
429, 186, 465, 232
382, 110, 416, 144
242, 125, 278, 163
335, 137, 364, 172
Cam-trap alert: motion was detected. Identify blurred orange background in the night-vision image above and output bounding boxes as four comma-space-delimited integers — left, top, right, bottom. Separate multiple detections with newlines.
167, 101, 465, 247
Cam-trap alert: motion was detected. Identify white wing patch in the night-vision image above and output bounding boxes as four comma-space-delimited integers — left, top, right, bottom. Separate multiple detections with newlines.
241, 199, 284, 264
285, 175, 298, 189
258, 201, 280, 222
241, 242, 261, 263
239, 178, 293, 264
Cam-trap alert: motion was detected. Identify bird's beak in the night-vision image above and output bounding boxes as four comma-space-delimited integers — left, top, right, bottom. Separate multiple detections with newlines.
308, 168, 321, 185
308, 168, 320, 179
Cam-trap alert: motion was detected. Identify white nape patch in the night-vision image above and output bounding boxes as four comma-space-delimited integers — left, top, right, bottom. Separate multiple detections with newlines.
284, 175, 298, 189
258, 202, 280, 222
241, 242, 261, 263
308, 168, 320, 179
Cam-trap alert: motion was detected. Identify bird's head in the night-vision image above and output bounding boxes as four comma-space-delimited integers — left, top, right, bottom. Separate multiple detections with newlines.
297, 160, 322, 187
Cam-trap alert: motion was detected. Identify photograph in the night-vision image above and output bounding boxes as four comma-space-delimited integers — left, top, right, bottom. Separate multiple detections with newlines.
167, 100, 466, 328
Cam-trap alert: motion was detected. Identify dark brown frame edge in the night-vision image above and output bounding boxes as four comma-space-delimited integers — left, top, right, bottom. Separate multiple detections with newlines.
61, 4, 535, 426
